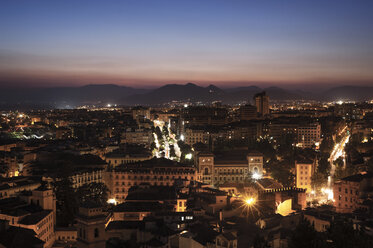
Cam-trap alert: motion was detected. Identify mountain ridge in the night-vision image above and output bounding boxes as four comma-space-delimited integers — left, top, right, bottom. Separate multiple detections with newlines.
0, 83, 372, 108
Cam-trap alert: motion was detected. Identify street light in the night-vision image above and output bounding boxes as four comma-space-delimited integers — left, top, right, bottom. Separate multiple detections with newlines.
252, 172, 262, 180
245, 197, 256, 206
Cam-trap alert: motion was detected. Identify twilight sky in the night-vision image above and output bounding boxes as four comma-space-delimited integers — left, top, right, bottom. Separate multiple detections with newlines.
0, 0, 372, 88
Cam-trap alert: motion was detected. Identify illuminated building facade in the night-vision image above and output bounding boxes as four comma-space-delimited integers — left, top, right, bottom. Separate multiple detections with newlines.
106, 158, 196, 203
295, 160, 316, 192
196, 151, 264, 185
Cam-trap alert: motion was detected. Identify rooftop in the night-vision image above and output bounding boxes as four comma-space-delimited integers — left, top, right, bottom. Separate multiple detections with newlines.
19, 210, 52, 225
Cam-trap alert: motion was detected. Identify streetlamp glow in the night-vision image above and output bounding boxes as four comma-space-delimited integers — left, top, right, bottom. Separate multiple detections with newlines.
245, 197, 256, 206
107, 198, 117, 205
252, 172, 262, 180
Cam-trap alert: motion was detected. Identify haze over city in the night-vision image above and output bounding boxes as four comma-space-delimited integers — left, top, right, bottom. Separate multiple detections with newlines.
1, 1, 373, 248
1, 0, 373, 88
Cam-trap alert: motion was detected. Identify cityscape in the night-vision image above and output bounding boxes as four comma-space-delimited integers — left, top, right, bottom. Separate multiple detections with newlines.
1, 1, 373, 248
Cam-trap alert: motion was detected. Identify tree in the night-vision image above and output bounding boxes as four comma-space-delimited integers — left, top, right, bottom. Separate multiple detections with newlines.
327, 219, 373, 248
76, 182, 109, 206
367, 157, 373, 172
150, 142, 156, 151
311, 171, 327, 190
318, 157, 331, 176
271, 167, 295, 187
169, 145, 176, 158
53, 177, 78, 227
289, 219, 327, 248
268, 160, 295, 187
162, 125, 169, 136
252, 234, 270, 248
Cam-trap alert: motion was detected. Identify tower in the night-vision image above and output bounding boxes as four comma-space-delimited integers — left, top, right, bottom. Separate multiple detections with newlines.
254, 91, 269, 117
75, 202, 108, 248
247, 152, 263, 178
196, 151, 214, 185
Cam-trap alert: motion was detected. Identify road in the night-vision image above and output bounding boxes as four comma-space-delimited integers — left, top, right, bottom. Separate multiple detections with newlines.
152, 120, 181, 160
328, 129, 350, 186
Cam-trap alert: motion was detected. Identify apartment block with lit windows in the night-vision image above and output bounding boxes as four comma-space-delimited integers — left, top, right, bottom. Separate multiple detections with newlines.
297, 123, 321, 148
295, 159, 316, 192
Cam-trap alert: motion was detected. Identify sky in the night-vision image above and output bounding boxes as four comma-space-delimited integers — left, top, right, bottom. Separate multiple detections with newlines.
0, 0, 372, 88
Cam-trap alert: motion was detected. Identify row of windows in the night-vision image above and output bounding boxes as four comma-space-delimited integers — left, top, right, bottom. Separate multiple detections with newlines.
58, 235, 75, 240
37, 214, 53, 230
337, 195, 356, 203
338, 187, 358, 195
115, 175, 192, 181
215, 168, 247, 174
114, 170, 194, 177
79, 227, 100, 239
338, 203, 354, 208
214, 176, 245, 182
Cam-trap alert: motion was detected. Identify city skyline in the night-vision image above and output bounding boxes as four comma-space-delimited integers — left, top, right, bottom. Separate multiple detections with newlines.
1, 0, 373, 88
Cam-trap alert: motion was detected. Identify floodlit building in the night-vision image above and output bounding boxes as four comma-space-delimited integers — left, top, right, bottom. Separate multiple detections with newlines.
295, 159, 316, 192
196, 151, 264, 185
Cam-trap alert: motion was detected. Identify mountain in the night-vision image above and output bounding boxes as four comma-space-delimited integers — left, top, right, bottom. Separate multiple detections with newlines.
264, 86, 302, 100
0, 84, 148, 108
0, 83, 371, 109
321, 86, 373, 101
123, 83, 227, 105
122, 83, 306, 105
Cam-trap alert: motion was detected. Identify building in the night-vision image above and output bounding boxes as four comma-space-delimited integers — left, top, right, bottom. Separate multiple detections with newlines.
69, 168, 105, 189
297, 123, 321, 148
106, 158, 196, 203
105, 150, 152, 167
182, 106, 229, 127
132, 106, 151, 120
112, 186, 185, 221
18, 210, 55, 248
0, 187, 56, 248
239, 105, 257, 120
75, 202, 110, 248
184, 128, 210, 146
55, 227, 77, 246
196, 151, 264, 185
333, 172, 373, 213
295, 159, 316, 192
254, 91, 270, 117
0, 177, 41, 200
258, 187, 307, 214
20, 186, 57, 224
121, 128, 153, 146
